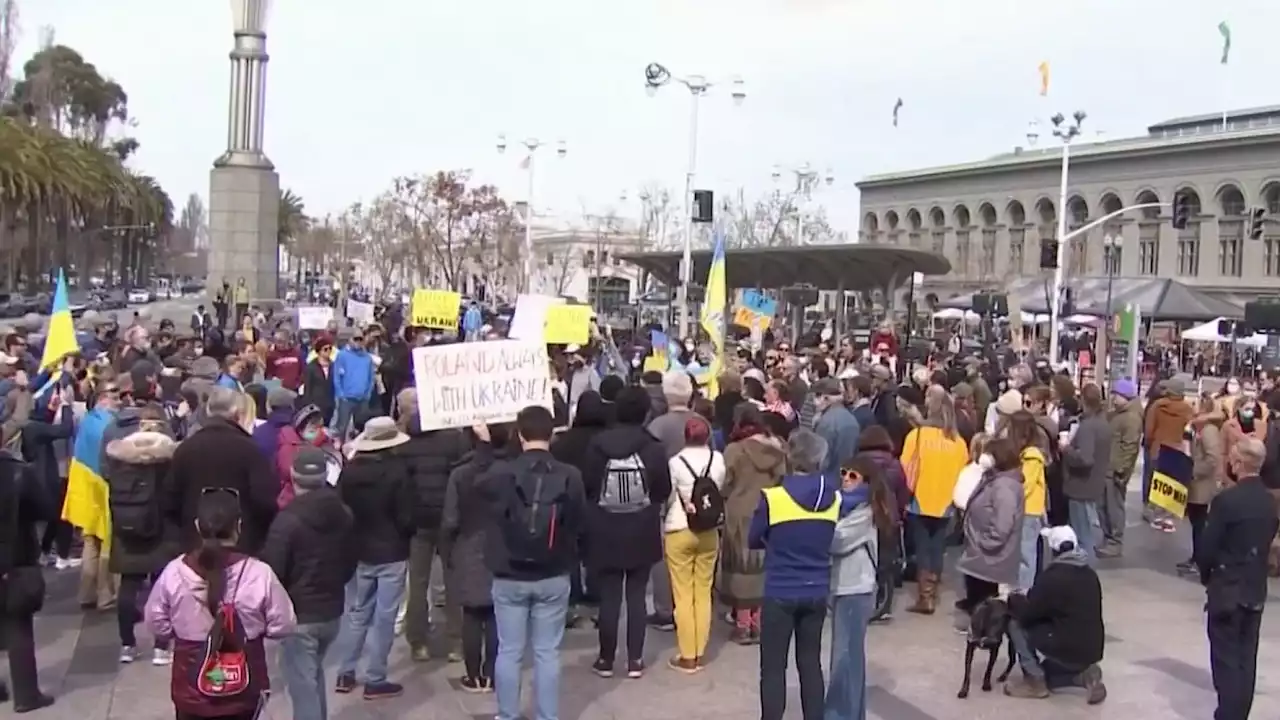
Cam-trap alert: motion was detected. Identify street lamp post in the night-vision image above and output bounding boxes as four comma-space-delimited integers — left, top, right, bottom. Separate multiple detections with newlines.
497, 134, 567, 294
1045, 110, 1087, 364
644, 62, 745, 339
1101, 233, 1122, 387
771, 162, 834, 244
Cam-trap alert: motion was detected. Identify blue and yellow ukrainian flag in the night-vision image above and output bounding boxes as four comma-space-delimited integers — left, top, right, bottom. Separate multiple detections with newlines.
41, 269, 79, 370
699, 230, 727, 399
63, 405, 113, 546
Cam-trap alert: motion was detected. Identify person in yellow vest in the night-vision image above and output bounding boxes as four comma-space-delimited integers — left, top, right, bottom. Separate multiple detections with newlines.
233, 276, 250, 325
748, 428, 840, 720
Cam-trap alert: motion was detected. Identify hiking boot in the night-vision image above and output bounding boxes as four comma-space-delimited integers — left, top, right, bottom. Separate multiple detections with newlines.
907, 571, 937, 615
591, 658, 614, 678
363, 681, 403, 700
668, 655, 700, 674
1003, 674, 1050, 699
410, 646, 431, 663
1077, 664, 1107, 705
335, 672, 357, 694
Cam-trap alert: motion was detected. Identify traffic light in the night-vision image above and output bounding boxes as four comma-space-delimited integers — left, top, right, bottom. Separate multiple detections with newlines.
1250, 207, 1266, 240
692, 190, 714, 223
1039, 238, 1059, 270
1172, 192, 1191, 230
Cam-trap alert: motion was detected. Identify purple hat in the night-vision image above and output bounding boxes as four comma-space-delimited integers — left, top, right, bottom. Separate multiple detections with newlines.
1112, 378, 1138, 400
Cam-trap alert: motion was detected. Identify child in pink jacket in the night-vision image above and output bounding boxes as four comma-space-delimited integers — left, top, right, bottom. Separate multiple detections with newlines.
145, 488, 296, 720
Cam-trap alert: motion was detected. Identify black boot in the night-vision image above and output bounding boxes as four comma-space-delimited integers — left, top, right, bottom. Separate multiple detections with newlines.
0, 679, 9, 703
13, 692, 53, 713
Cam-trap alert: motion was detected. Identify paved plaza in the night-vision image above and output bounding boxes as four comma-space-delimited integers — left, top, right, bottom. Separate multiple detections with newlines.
9, 482, 1280, 720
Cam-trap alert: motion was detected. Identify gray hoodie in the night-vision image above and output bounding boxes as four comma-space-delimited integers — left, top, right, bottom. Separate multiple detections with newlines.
830, 503, 877, 596
1062, 412, 1112, 503
648, 407, 695, 459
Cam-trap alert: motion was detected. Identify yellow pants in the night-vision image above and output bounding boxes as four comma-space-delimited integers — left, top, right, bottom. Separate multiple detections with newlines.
664, 528, 720, 661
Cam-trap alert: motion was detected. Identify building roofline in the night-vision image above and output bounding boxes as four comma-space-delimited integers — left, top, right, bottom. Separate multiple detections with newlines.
856, 125, 1280, 189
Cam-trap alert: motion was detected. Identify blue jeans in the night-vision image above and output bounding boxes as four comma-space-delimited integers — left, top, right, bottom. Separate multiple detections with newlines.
279, 619, 340, 720
825, 593, 874, 720
336, 561, 407, 684
1009, 619, 1089, 686
909, 514, 949, 575
331, 397, 369, 439
1067, 500, 1099, 564
1018, 516, 1044, 591
492, 575, 571, 720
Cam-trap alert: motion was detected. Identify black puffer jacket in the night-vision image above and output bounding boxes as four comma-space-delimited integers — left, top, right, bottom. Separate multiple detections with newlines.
338, 448, 416, 565
105, 430, 183, 576
396, 423, 470, 533
260, 486, 357, 624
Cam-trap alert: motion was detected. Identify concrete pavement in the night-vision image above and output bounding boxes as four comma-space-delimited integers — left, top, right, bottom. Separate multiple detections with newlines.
9, 483, 1279, 720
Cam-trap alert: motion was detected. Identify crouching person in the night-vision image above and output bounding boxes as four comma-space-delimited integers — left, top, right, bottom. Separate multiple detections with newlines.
262, 447, 357, 720
1004, 525, 1107, 704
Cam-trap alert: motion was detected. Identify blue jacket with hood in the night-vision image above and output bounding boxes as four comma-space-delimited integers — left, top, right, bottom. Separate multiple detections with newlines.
332, 345, 375, 401
748, 472, 840, 601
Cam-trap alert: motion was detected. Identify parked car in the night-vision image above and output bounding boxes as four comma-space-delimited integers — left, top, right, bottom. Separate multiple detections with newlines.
127, 287, 152, 304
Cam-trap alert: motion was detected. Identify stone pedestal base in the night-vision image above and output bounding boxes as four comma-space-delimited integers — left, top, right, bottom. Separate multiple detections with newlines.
208, 164, 280, 302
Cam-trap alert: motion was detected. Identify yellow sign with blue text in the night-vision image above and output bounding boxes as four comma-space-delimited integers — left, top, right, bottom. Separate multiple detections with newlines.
1148, 446, 1191, 518
411, 289, 461, 330
543, 305, 592, 345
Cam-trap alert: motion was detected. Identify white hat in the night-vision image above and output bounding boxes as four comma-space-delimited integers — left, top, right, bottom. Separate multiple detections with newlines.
565, 343, 581, 354
837, 366, 859, 380
349, 416, 410, 453
1040, 525, 1078, 552
995, 389, 1024, 416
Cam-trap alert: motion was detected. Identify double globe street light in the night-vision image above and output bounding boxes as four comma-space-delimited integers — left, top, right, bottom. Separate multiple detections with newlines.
772, 162, 835, 244
644, 62, 745, 338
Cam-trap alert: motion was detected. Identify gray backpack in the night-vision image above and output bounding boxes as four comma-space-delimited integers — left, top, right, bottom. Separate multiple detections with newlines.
598, 453, 651, 513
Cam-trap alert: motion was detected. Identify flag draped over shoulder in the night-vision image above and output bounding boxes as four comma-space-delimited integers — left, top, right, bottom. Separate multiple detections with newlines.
63, 406, 113, 547
1218, 21, 1232, 64
699, 231, 727, 399
40, 269, 79, 370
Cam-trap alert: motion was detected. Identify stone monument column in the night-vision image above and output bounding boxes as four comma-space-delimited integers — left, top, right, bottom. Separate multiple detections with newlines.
207, 0, 280, 302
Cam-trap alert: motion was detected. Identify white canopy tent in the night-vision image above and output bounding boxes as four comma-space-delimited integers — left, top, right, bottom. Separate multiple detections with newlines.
932, 308, 1098, 325
1182, 317, 1268, 347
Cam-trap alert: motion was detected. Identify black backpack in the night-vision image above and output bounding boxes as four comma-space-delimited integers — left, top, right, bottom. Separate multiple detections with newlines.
678, 455, 725, 532
110, 463, 162, 541
501, 459, 571, 569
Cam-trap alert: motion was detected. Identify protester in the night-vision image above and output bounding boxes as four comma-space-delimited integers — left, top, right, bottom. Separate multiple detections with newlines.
396, 387, 470, 663
900, 390, 967, 614
750, 428, 839, 720
144, 488, 295, 720
1143, 379, 1192, 532
300, 338, 336, 425
956, 438, 1025, 622
812, 377, 861, 479
1005, 525, 1107, 703
1184, 393, 1225, 575
251, 386, 297, 460
1060, 384, 1111, 562
104, 403, 181, 666
273, 403, 335, 508
663, 415, 725, 672
331, 333, 377, 440
1196, 436, 1278, 720
826, 454, 896, 720
549, 391, 611, 624
334, 417, 416, 700
1004, 412, 1048, 590
167, 387, 278, 555
644, 371, 696, 631
582, 386, 671, 678
262, 447, 356, 720
1098, 378, 1141, 558
479, 406, 586, 720
720, 403, 787, 643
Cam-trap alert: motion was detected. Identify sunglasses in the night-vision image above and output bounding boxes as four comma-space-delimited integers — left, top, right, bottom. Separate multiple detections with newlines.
840, 468, 864, 483
201, 486, 240, 500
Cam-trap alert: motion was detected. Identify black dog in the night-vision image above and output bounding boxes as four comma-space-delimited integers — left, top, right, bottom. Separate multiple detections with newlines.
957, 597, 1017, 698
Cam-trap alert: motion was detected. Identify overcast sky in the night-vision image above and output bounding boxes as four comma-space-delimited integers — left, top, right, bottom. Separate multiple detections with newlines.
20, 0, 1272, 234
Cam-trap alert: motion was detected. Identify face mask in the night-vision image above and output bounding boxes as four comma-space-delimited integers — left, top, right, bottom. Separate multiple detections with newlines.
193, 347, 204, 356
1240, 408, 1255, 421
301, 427, 320, 442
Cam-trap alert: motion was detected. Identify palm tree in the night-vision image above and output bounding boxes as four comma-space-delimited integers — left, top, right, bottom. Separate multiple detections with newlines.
278, 188, 309, 284
0, 116, 169, 288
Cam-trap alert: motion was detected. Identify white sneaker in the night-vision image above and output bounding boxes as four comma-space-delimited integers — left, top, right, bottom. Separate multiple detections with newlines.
152, 648, 173, 666
120, 646, 138, 664
55, 557, 82, 571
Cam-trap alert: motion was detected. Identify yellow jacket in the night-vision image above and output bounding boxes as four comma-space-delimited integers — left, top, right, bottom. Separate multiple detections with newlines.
902, 425, 969, 518
1021, 446, 1047, 517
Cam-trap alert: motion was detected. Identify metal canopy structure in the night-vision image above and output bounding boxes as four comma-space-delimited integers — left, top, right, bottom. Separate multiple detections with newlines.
616, 244, 951, 290
940, 276, 1244, 322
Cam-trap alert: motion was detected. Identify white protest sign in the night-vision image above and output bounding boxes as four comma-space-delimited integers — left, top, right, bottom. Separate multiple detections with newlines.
508, 294, 565, 341
413, 340, 553, 431
298, 305, 334, 330
346, 299, 375, 325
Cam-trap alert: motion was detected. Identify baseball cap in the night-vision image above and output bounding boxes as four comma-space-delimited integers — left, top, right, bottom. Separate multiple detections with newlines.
811, 377, 842, 397
1040, 525, 1078, 552
291, 447, 330, 490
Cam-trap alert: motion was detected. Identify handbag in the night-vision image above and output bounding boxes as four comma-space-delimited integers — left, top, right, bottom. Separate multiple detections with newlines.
2, 566, 46, 615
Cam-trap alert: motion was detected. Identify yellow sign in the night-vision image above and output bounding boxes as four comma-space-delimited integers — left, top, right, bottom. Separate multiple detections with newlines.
411, 289, 461, 330
642, 355, 667, 373
732, 306, 772, 330
1148, 446, 1192, 519
543, 305, 592, 344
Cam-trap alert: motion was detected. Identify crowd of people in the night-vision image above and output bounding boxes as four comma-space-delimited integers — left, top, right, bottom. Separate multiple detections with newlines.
0, 304, 1274, 720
